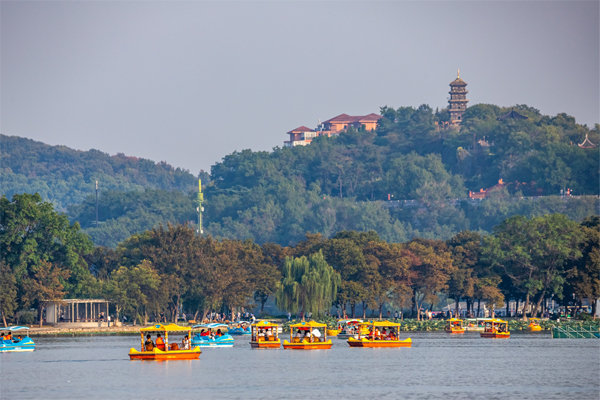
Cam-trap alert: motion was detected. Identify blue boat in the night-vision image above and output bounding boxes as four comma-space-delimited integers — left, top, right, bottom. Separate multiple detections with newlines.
191, 323, 234, 347
229, 322, 251, 335
0, 326, 35, 352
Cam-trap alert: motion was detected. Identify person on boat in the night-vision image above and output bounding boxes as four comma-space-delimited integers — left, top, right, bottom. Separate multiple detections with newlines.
156, 334, 165, 351
200, 329, 209, 337
14, 335, 22, 343
4, 332, 12, 341
144, 334, 155, 351
216, 329, 223, 337
182, 334, 190, 350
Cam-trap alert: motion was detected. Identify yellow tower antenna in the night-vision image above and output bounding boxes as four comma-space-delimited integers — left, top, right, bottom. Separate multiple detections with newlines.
457, 69, 460, 79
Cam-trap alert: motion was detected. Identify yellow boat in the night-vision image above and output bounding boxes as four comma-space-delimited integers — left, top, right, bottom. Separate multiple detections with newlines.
347, 321, 412, 348
445, 318, 465, 334
129, 323, 201, 360
528, 318, 543, 331
250, 320, 281, 349
326, 329, 340, 336
283, 321, 333, 350
480, 319, 510, 339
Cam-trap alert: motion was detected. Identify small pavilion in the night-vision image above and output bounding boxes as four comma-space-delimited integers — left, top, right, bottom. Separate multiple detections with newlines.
45, 299, 111, 327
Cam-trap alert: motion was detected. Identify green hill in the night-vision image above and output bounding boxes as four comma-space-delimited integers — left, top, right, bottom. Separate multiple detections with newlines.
2, 103, 598, 247
0, 134, 198, 211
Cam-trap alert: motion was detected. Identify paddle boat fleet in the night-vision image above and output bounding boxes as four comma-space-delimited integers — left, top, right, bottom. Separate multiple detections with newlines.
191, 323, 235, 347
0, 327, 35, 352
445, 318, 465, 334
250, 320, 281, 348
347, 321, 412, 347
128, 323, 201, 360
480, 319, 511, 339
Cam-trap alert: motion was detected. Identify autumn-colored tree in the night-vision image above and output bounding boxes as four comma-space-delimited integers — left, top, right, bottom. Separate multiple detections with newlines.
406, 239, 455, 320
21, 261, 70, 327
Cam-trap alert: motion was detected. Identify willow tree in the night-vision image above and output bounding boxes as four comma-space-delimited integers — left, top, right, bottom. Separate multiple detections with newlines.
276, 251, 341, 317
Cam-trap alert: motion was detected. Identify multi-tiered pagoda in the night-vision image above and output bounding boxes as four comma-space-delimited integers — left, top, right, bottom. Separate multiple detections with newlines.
449, 70, 468, 125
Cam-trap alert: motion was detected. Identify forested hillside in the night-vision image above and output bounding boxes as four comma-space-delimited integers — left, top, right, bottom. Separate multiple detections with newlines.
204, 104, 599, 245
2, 103, 598, 247
0, 134, 198, 211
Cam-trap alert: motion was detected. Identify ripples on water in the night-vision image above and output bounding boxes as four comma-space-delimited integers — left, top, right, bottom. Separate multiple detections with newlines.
1, 332, 598, 400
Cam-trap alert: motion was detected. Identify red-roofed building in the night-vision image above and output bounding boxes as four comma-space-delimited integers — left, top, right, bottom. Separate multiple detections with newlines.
284, 113, 382, 147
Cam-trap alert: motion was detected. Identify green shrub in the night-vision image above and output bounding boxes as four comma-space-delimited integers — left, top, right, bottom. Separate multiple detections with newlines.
18, 311, 35, 325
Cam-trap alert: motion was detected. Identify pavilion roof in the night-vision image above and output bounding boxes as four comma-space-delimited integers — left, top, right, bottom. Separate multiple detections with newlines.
578, 134, 598, 149
497, 110, 528, 120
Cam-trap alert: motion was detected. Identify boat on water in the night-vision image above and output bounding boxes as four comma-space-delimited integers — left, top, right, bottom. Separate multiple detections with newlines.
445, 318, 465, 334
347, 321, 412, 348
464, 318, 493, 332
336, 319, 369, 339
0, 326, 35, 352
480, 319, 510, 339
283, 321, 332, 350
129, 323, 201, 360
250, 321, 281, 349
229, 321, 251, 335
191, 323, 235, 347
528, 318, 543, 332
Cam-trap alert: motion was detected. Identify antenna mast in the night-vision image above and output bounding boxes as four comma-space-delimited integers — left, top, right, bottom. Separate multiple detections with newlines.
197, 179, 203, 234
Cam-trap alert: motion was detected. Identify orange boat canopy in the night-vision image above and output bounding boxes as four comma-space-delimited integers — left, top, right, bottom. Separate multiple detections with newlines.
139, 324, 191, 333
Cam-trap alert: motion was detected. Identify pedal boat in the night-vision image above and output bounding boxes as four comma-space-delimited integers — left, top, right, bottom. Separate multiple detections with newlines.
229, 321, 251, 335
191, 323, 234, 347
250, 320, 281, 348
480, 319, 510, 339
528, 318, 543, 332
283, 321, 332, 350
129, 323, 201, 360
445, 318, 465, 334
347, 321, 412, 348
336, 319, 368, 339
0, 326, 35, 352
464, 318, 492, 332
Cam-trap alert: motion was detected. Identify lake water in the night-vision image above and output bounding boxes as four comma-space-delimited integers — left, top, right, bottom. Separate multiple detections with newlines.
1, 332, 598, 400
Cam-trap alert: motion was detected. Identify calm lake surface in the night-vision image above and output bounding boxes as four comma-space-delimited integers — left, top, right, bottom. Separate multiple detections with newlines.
1, 332, 598, 400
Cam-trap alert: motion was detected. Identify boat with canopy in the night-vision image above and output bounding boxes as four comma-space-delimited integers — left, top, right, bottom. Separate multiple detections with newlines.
283, 321, 332, 350
445, 318, 465, 334
250, 320, 281, 349
229, 321, 251, 335
336, 319, 369, 339
129, 323, 201, 360
0, 327, 35, 352
347, 321, 412, 347
480, 319, 510, 339
191, 323, 234, 347
464, 318, 492, 332
528, 318, 542, 332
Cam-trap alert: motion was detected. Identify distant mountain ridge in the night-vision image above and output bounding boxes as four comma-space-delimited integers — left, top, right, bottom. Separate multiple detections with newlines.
0, 134, 198, 211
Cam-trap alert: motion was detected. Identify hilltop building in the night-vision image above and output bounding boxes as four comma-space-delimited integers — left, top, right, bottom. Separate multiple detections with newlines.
285, 113, 381, 147
578, 134, 597, 149
449, 70, 468, 125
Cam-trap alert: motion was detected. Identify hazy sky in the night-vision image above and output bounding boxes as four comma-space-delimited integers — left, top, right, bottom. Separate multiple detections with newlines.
2, 1, 598, 174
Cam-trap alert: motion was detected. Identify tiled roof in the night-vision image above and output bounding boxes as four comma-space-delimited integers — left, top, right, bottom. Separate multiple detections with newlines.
450, 78, 467, 86
287, 126, 313, 134
357, 113, 382, 122
323, 113, 381, 124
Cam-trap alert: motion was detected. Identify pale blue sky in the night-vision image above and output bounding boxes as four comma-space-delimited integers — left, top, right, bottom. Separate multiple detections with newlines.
2, 1, 598, 173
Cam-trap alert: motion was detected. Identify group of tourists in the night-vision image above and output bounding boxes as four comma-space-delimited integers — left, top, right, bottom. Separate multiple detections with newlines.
292, 329, 324, 343
253, 328, 278, 342
1, 332, 23, 343
366, 328, 398, 341
143, 333, 190, 351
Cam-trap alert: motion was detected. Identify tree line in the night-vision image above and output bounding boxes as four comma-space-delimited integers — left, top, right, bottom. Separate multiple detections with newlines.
1, 193, 598, 327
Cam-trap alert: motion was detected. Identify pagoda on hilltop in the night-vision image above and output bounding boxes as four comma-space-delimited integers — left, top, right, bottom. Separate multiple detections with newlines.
449, 70, 468, 125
